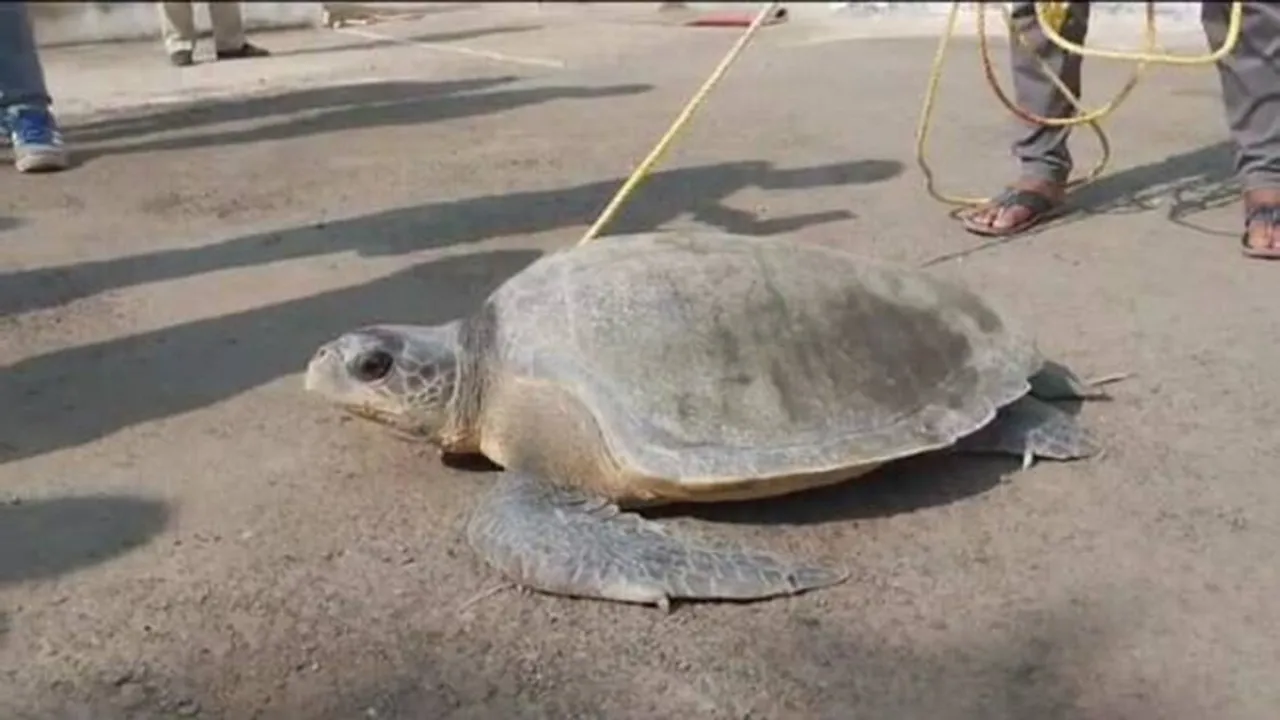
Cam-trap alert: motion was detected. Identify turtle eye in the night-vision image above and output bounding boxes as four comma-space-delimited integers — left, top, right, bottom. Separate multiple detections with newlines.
352, 350, 394, 382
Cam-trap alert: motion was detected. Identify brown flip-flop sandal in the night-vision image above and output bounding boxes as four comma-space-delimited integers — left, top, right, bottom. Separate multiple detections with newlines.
960, 187, 1063, 238
1240, 205, 1280, 259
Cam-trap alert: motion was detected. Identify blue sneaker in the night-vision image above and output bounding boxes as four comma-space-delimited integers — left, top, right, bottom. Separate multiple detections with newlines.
6, 104, 69, 173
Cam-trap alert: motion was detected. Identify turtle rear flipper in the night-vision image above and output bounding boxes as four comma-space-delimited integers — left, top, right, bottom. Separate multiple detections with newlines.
956, 395, 1102, 468
1029, 360, 1129, 401
465, 473, 848, 609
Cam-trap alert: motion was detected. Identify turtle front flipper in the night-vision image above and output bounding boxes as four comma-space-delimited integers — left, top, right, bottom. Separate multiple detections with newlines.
955, 395, 1102, 468
465, 473, 848, 609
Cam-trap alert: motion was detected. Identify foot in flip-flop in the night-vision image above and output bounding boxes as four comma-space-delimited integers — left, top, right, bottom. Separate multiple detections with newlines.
960, 179, 1066, 238
1240, 189, 1280, 260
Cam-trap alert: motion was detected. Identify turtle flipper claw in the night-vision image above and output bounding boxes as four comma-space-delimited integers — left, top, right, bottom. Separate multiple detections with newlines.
465, 472, 848, 608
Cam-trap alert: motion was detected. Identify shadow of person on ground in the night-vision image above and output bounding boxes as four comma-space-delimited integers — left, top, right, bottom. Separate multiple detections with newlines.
0, 154, 900, 461
68, 77, 517, 144
0, 158, 901, 317
0, 495, 170, 586
924, 141, 1236, 267
1068, 140, 1236, 222
271, 25, 546, 58
68, 78, 651, 160
0, 251, 541, 464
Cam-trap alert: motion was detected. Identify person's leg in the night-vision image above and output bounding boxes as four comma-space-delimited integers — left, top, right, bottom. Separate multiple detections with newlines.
0, 3, 68, 173
962, 1, 1091, 236
1203, 1, 1280, 258
158, 2, 198, 65
208, 2, 269, 60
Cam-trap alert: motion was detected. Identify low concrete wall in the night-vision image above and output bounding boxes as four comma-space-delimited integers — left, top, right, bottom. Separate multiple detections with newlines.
661, 2, 1203, 28
27, 2, 323, 47
24, 1, 1205, 48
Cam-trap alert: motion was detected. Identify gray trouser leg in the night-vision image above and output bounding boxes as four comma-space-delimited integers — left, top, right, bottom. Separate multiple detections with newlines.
1007, 1, 1091, 184
1203, 1, 1280, 192
158, 2, 199, 54
159, 2, 248, 55
0, 3, 52, 109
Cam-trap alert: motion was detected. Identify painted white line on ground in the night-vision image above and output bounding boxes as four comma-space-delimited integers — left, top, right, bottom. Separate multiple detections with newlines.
335, 27, 567, 69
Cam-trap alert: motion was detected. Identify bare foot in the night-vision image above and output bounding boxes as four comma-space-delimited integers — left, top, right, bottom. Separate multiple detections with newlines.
1242, 188, 1280, 259
960, 178, 1067, 236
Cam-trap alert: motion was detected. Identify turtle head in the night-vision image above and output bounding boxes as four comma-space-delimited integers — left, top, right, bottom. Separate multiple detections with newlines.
304, 323, 462, 445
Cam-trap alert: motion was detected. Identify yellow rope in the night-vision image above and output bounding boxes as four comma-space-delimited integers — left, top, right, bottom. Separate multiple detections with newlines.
572, 0, 1248, 235
985, 3, 1152, 129
577, 2, 783, 246
916, 1, 1245, 210
1035, 1, 1243, 66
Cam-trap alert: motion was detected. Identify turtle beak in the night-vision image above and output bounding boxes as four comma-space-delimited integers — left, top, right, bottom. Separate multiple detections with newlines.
303, 344, 343, 394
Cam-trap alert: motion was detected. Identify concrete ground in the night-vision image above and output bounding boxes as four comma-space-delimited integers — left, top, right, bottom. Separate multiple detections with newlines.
2, 4, 1276, 719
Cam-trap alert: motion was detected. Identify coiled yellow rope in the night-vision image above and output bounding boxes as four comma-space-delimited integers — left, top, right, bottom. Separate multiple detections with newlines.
1034, 1, 1243, 66
575, 1, 1246, 242
916, 1, 1245, 210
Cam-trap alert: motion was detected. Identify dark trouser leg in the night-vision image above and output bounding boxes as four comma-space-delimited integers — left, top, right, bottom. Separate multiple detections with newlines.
1203, 1, 1280, 192
0, 3, 52, 109
1008, 1, 1091, 185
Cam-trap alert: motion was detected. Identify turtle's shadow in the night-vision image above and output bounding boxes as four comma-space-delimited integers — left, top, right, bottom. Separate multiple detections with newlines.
651, 452, 1020, 527
441, 448, 1020, 525
656, 379, 1098, 527
441, 454, 503, 472
444, 451, 1034, 526
444, 393, 1098, 528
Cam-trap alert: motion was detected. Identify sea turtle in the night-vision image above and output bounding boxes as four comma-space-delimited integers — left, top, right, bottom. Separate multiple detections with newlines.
304, 230, 1104, 608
